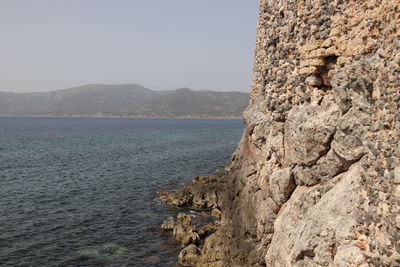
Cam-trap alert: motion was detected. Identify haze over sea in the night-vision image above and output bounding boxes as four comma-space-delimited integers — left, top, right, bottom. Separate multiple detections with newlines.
0, 117, 243, 266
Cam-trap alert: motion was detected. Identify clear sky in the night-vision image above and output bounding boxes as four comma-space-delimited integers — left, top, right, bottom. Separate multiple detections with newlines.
0, 1, 258, 93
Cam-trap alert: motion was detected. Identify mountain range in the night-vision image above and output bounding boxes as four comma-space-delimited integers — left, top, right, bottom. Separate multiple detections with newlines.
0, 84, 249, 117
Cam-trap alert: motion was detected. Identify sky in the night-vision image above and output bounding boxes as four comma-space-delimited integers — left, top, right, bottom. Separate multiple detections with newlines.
0, 1, 259, 93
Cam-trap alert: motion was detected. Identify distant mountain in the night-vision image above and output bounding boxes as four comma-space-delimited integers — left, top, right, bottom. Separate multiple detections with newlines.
0, 84, 249, 117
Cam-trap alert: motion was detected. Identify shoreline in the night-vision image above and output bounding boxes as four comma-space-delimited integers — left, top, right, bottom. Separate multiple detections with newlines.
157, 172, 228, 266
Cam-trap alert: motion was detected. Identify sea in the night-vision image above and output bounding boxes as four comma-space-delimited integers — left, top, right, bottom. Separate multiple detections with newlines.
0, 117, 243, 267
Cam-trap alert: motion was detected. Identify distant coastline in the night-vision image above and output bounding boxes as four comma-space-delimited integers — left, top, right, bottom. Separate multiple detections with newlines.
0, 83, 249, 118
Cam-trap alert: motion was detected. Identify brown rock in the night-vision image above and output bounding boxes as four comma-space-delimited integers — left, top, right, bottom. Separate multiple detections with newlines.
269, 168, 295, 206
299, 66, 321, 75
161, 219, 175, 231
305, 75, 323, 86
178, 244, 201, 266
300, 58, 326, 67
211, 208, 222, 219
160, 0, 400, 266
198, 222, 217, 238
172, 213, 200, 245
173, 223, 199, 245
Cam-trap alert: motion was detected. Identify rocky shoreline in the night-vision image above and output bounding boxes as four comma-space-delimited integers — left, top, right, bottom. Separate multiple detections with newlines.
158, 0, 399, 266
157, 172, 226, 266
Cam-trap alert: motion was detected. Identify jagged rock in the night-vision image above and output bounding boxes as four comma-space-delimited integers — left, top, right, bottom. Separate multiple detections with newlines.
266, 165, 364, 266
292, 149, 348, 185
211, 208, 221, 219
161, 219, 175, 231
173, 224, 199, 245
331, 102, 369, 162
269, 168, 295, 206
159, 0, 400, 265
178, 244, 201, 266
198, 222, 218, 238
284, 101, 341, 166
177, 213, 192, 227
172, 213, 199, 245
157, 189, 192, 207
305, 76, 323, 86
157, 174, 224, 210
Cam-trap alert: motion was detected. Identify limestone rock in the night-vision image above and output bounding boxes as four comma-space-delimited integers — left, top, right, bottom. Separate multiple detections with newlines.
266, 165, 364, 266
395, 167, 400, 185
305, 75, 323, 86
198, 222, 217, 238
157, 174, 224, 210
161, 214, 201, 245
284, 102, 341, 166
178, 244, 201, 266
269, 168, 295, 206
161, 219, 175, 231
160, 0, 400, 265
211, 208, 222, 219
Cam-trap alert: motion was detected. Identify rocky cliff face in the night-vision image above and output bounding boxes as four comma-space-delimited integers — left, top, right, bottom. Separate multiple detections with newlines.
161, 0, 400, 266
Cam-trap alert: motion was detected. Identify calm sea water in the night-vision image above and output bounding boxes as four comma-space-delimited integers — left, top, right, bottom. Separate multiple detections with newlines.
0, 117, 243, 267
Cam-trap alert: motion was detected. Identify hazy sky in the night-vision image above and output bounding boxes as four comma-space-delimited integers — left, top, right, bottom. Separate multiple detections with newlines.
0, 1, 258, 93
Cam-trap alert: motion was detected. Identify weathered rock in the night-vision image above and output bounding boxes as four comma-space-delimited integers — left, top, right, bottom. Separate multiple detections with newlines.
269, 168, 295, 206
198, 222, 218, 238
177, 212, 191, 227
211, 208, 221, 219
173, 224, 199, 245
172, 213, 199, 245
157, 174, 224, 210
161, 219, 175, 231
160, 0, 400, 265
284, 101, 341, 166
305, 75, 323, 86
157, 189, 192, 207
266, 165, 364, 266
178, 244, 201, 266
395, 167, 400, 185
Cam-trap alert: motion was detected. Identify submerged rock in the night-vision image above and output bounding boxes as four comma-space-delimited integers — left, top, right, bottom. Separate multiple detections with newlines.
79, 244, 128, 262
58, 244, 127, 267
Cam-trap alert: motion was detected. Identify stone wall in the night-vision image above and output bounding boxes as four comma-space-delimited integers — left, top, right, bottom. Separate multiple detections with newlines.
162, 0, 400, 266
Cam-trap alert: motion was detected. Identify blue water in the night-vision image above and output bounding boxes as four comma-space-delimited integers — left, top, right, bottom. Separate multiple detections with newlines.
0, 117, 243, 267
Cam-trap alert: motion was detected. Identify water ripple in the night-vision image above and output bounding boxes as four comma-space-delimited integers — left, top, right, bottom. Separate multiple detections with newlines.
0, 117, 243, 266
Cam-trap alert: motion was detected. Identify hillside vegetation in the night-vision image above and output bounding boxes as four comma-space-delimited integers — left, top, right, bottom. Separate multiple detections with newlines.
0, 84, 248, 117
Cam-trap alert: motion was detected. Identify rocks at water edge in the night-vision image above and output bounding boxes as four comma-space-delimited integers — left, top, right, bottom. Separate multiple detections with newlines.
172, 213, 200, 245
158, 174, 224, 265
157, 173, 224, 210
160, 0, 399, 265
178, 244, 201, 266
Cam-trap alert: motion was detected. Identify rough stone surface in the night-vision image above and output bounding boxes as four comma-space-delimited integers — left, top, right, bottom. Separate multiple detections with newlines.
160, 0, 400, 266
266, 165, 364, 266
305, 75, 323, 86
269, 168, 295, 206
157, 174, 223, 210
173, 213, 200, 245
284, 100, 341, 167
178, 244, 202, 266
161, 219, 175, 231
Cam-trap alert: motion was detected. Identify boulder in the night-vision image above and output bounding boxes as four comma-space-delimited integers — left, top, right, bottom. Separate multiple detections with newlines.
178, 244, 201, 266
